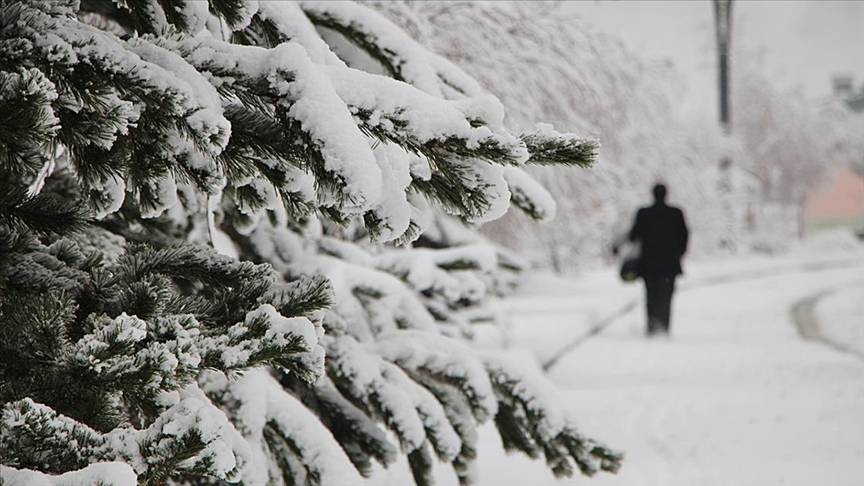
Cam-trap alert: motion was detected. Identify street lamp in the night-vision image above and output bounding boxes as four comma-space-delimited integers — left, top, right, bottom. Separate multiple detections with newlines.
713, 0, 735, 249
714, 0, 732, 135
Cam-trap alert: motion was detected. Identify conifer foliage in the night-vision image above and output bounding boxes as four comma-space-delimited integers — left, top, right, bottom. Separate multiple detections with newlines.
0, 1, 620, 484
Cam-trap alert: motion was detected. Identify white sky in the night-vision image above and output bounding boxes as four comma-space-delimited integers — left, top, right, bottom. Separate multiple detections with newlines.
566, 0, 864, 119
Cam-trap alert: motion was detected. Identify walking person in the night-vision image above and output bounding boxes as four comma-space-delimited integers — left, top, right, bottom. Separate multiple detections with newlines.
625, 183, 689, 336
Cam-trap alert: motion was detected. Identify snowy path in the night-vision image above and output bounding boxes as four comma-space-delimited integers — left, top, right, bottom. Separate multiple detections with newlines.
471, 252, 864, 485
540, 256, 864, 370
379, 241, 864, 486
798, 282, 864, 359
550, 266, 864, 485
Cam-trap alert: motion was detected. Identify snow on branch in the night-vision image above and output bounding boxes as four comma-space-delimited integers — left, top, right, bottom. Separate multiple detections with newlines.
0, 462, 137, 486
161, 30, 528, 227
283, 375, 400, 477
1, 2, 229, 217
0, 2, 620, 485
375, 244, 496, 310
0, 68, 60, 181
199, 304, 325, 382
374, 330, 498, 423
484, 355, 623, 478
67, 313, 201, 409
291, 251, 438, 337
0, 393, 251, 484
155, 32, 384, 216
324, 335, 463, 481
243, 1, 346, 66
324, 335, 428, 452
0, 236, 336, 482
503, 166, 558, 222
321, 64, 528, 166
300, 0, 485, 99
199, 369, 362, 486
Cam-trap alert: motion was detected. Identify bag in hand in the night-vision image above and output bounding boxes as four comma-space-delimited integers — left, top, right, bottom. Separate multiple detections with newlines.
619, 257, 640, 282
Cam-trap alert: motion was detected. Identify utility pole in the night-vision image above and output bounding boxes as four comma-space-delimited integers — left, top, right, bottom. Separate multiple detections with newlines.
713, 0, 735, 249
714, 0, 732, 135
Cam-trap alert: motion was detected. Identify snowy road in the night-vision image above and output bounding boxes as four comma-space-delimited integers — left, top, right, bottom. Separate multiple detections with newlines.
377, 240, 864, 486
541, 257, 864, 370
467, 245, 864, 485
551, 266, 864, 485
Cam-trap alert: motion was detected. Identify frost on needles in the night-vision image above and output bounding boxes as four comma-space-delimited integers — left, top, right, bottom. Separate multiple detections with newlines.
0, 1, 620, 485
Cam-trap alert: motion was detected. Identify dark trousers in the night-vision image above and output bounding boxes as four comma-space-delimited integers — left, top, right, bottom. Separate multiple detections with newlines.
643, 274, 676, 335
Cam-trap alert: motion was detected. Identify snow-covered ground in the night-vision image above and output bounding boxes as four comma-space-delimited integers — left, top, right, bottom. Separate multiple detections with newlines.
450, 233, 864, 485
816, 284, 864, 358
374, 233, 864, 485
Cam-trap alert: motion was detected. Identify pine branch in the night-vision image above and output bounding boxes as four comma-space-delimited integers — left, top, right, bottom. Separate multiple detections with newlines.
354, 107, 523, 166
304, 8, 399, 74
521, 128, 598, 167
485, 359, 624, 478
407, 444, 435, 486
220, 102, 306, 181
114, 244, 277, 290
281, 374, 399, 477
411, 165, 492, 222
264, 274, 334, 318
0, 68, 59, 179
208, 0, 256, 31
0, 2, 619, 484
300, 1, 482, 98
0, 181, 89, 237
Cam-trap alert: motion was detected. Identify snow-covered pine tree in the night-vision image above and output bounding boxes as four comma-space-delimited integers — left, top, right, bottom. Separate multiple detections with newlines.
0, 1, 621, 485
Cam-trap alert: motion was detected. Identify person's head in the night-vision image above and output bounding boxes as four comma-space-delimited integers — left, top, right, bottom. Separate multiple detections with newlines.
652, 183, 667, 204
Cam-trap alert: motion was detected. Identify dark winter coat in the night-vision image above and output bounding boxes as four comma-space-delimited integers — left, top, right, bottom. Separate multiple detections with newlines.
628, 203, 689, 276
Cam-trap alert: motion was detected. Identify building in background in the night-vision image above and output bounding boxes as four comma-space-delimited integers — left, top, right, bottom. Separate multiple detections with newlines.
832, 75, 864, 111
803, 76, 864, 235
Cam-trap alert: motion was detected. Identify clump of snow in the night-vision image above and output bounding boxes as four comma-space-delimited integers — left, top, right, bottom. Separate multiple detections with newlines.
324, 335, 428, 451
367, 142, 413, 241
256, 2, 345, 66
374, 330, 498, 421
407, 192, 434, 236
0, 462, 137, 486
299, 1, 486, 99
71, 313, 147, 371
200, 368, 362, 486
292, 253, 438, 337
131, 384, 252, 480
89, 175, 127, 220
375, 244, 496, 304
483, 353, 568, 442
322, 65, 524, 161
503, 166, 557, 221
138, 174, 178, 219
199, 303, 325, 381
408, 153, 432, 181
171, 33, 384, 214
454, 159, 510, 224
178, 0, 211, 35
